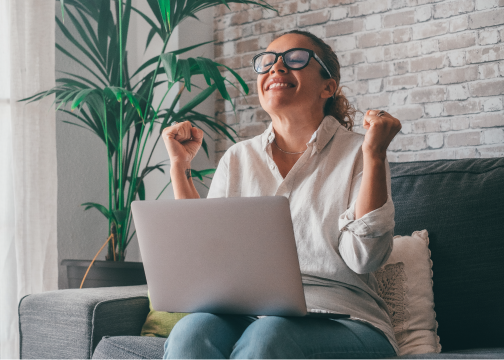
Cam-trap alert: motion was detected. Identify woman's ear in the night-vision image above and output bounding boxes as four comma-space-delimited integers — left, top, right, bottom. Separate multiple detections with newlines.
321, 78, 338, 99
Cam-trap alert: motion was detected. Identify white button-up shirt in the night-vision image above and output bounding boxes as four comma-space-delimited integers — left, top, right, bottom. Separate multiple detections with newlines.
207, 115, 398, 354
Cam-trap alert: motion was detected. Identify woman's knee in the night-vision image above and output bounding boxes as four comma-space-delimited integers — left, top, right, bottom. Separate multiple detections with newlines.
165, 313, 254, 359
167, 312, 255, 343
164, 313, 227, 358
167, 312, 220, 342
231, 316, 304, 359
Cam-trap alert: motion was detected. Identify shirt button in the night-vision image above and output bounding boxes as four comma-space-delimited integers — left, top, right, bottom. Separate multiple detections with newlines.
270, 164, 276, 170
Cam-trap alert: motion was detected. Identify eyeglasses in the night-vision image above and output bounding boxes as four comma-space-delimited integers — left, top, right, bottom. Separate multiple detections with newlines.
251, 48, 332, 78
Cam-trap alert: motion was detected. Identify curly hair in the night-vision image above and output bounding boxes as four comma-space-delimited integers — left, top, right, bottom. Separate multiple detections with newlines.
278, 30, 357, 131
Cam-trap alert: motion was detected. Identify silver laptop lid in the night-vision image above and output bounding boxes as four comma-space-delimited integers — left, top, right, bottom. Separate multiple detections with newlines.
131, 196, 307, 316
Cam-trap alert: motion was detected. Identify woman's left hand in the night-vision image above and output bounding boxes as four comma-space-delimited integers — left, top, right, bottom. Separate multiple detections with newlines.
362, 110, 402, 160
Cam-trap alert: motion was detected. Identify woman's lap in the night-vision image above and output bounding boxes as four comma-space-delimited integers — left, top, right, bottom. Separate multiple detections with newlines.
164, 312, 396, 359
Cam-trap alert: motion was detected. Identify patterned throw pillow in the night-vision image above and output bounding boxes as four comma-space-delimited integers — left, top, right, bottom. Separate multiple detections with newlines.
373, 230, 442, 356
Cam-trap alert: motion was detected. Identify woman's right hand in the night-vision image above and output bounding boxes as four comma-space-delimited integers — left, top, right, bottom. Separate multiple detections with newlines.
162, 121, 204, 165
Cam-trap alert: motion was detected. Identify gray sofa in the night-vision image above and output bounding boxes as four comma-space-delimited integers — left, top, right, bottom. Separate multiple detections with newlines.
19, 157, 504, 359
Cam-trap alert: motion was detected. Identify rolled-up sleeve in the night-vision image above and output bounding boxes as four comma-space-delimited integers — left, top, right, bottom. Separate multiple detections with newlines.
337, 155, 395, 274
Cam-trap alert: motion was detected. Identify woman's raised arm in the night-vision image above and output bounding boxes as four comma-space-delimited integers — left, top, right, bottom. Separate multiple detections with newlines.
355, 110, 401, 219
162, 121, 202, 199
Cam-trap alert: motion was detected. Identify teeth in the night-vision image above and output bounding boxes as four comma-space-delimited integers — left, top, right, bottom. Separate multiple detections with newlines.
268, 83, 292, 90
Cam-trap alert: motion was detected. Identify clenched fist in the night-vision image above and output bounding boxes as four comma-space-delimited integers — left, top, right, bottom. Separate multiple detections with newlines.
162, 121, 204, 165
362, 110, 402, 159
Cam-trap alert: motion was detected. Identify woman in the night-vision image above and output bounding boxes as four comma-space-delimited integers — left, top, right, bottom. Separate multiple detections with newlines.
161, 30, 402, 359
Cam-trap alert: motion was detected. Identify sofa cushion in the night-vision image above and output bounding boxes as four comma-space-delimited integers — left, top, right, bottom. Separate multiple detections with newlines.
92, 336, 165, 359
19, 285, 149, 359
390, 158, 504, 352
92, 337, 504, 360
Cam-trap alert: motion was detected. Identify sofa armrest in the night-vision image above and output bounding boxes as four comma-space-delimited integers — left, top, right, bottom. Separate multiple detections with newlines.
19, 285, 149, 359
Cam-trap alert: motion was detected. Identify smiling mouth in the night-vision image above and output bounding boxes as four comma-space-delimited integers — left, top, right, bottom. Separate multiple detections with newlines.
266, 83, 295, 90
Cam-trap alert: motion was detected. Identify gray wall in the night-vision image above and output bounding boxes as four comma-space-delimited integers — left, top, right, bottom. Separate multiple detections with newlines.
57, 2, 215, 289
56, 4, 111, 289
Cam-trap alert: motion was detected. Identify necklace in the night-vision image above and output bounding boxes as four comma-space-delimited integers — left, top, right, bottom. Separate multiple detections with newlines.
273, 139, 307, 155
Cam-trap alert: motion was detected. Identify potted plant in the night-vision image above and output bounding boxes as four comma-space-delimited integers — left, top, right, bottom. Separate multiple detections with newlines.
24, 0, 275, 288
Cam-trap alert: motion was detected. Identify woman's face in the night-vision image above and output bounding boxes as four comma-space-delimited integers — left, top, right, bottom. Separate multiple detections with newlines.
257, 34, 333, 119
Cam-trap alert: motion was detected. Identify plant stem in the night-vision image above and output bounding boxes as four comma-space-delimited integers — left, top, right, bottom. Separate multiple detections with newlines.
124, 35, 170, 235
118, 0, 124, 260
118, 1, 123, 209
103, 96, 113, 259
156, 179, 172, 200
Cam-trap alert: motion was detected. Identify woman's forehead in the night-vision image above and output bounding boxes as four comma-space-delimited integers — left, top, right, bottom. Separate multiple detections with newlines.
266, 34, 317, 53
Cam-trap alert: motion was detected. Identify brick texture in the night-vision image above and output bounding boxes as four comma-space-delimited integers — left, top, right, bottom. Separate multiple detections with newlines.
213, 1, 504, 164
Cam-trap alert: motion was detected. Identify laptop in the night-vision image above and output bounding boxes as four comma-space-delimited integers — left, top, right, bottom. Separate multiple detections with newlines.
131, 195, 349, 319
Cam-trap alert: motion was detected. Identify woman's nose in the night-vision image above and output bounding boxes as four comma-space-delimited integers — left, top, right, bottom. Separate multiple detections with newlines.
269, 56, 288, 74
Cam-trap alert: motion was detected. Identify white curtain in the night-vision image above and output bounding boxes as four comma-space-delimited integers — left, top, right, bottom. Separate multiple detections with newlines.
0, 1, 57, 359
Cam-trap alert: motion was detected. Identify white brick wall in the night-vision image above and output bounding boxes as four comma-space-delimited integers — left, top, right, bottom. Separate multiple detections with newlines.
213, 0, 504, 163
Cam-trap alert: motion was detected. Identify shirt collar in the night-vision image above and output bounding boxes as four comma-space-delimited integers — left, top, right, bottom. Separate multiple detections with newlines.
261, 115, 341, 153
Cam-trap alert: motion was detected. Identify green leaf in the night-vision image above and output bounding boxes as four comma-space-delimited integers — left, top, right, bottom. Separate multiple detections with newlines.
97, 0, 111, 62
131, 6, 163, 46
113, 209, 128, 225
124, 91, 143, 118
56, 16, 108, 81
19, 90, 52, 103
130, 55, 159, 79
197, 168, 216, 177
56, 43, 107, 86
60, 0, 65, 22
170, 40, 214, 56
107, 25, 119, 84
191, 168, 204, 181
157, 0, 171, 33
105, 87, 143, 118
195, 57, 230, 101
171, 84, 216, 123
71, 89, 95, 111
61, 120, 94, 133
160, 52, 177, 83
176, 59, 192, 91
216, 61, 249, 95
185, 110, 238, 143
121, 0, 132, 58
65, 8, 103, 65
82, 202, 114, 220
194, 57, 212, 87
138, 180, 146, 200
84, 92, 106, 122
56, 77, 91, 89
191, 168, 215, 181
56, 89, 81, 111
140, 162, 167, 178
201, 137, 209, 158
60, 108, 101, 137
105, 86, 123, 102
74, 7, 101, 57
145, 28, 158, 53
57, 70, 101, 89
145, 0, 165, 28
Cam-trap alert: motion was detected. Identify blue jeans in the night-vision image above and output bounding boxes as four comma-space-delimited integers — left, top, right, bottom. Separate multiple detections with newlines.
163, 313, 397, 359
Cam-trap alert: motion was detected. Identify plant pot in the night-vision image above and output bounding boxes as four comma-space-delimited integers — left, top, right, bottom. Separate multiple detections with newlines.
61, 259, 147, 289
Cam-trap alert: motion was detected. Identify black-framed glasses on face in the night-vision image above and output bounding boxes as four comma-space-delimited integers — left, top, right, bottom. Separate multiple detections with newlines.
251, 48, 332, 78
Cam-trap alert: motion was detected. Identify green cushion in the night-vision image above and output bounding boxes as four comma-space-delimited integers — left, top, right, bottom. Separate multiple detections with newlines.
140, 291, 189, 338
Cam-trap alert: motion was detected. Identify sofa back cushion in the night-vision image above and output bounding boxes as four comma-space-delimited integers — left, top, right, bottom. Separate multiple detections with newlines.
389, 157, 504, 352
